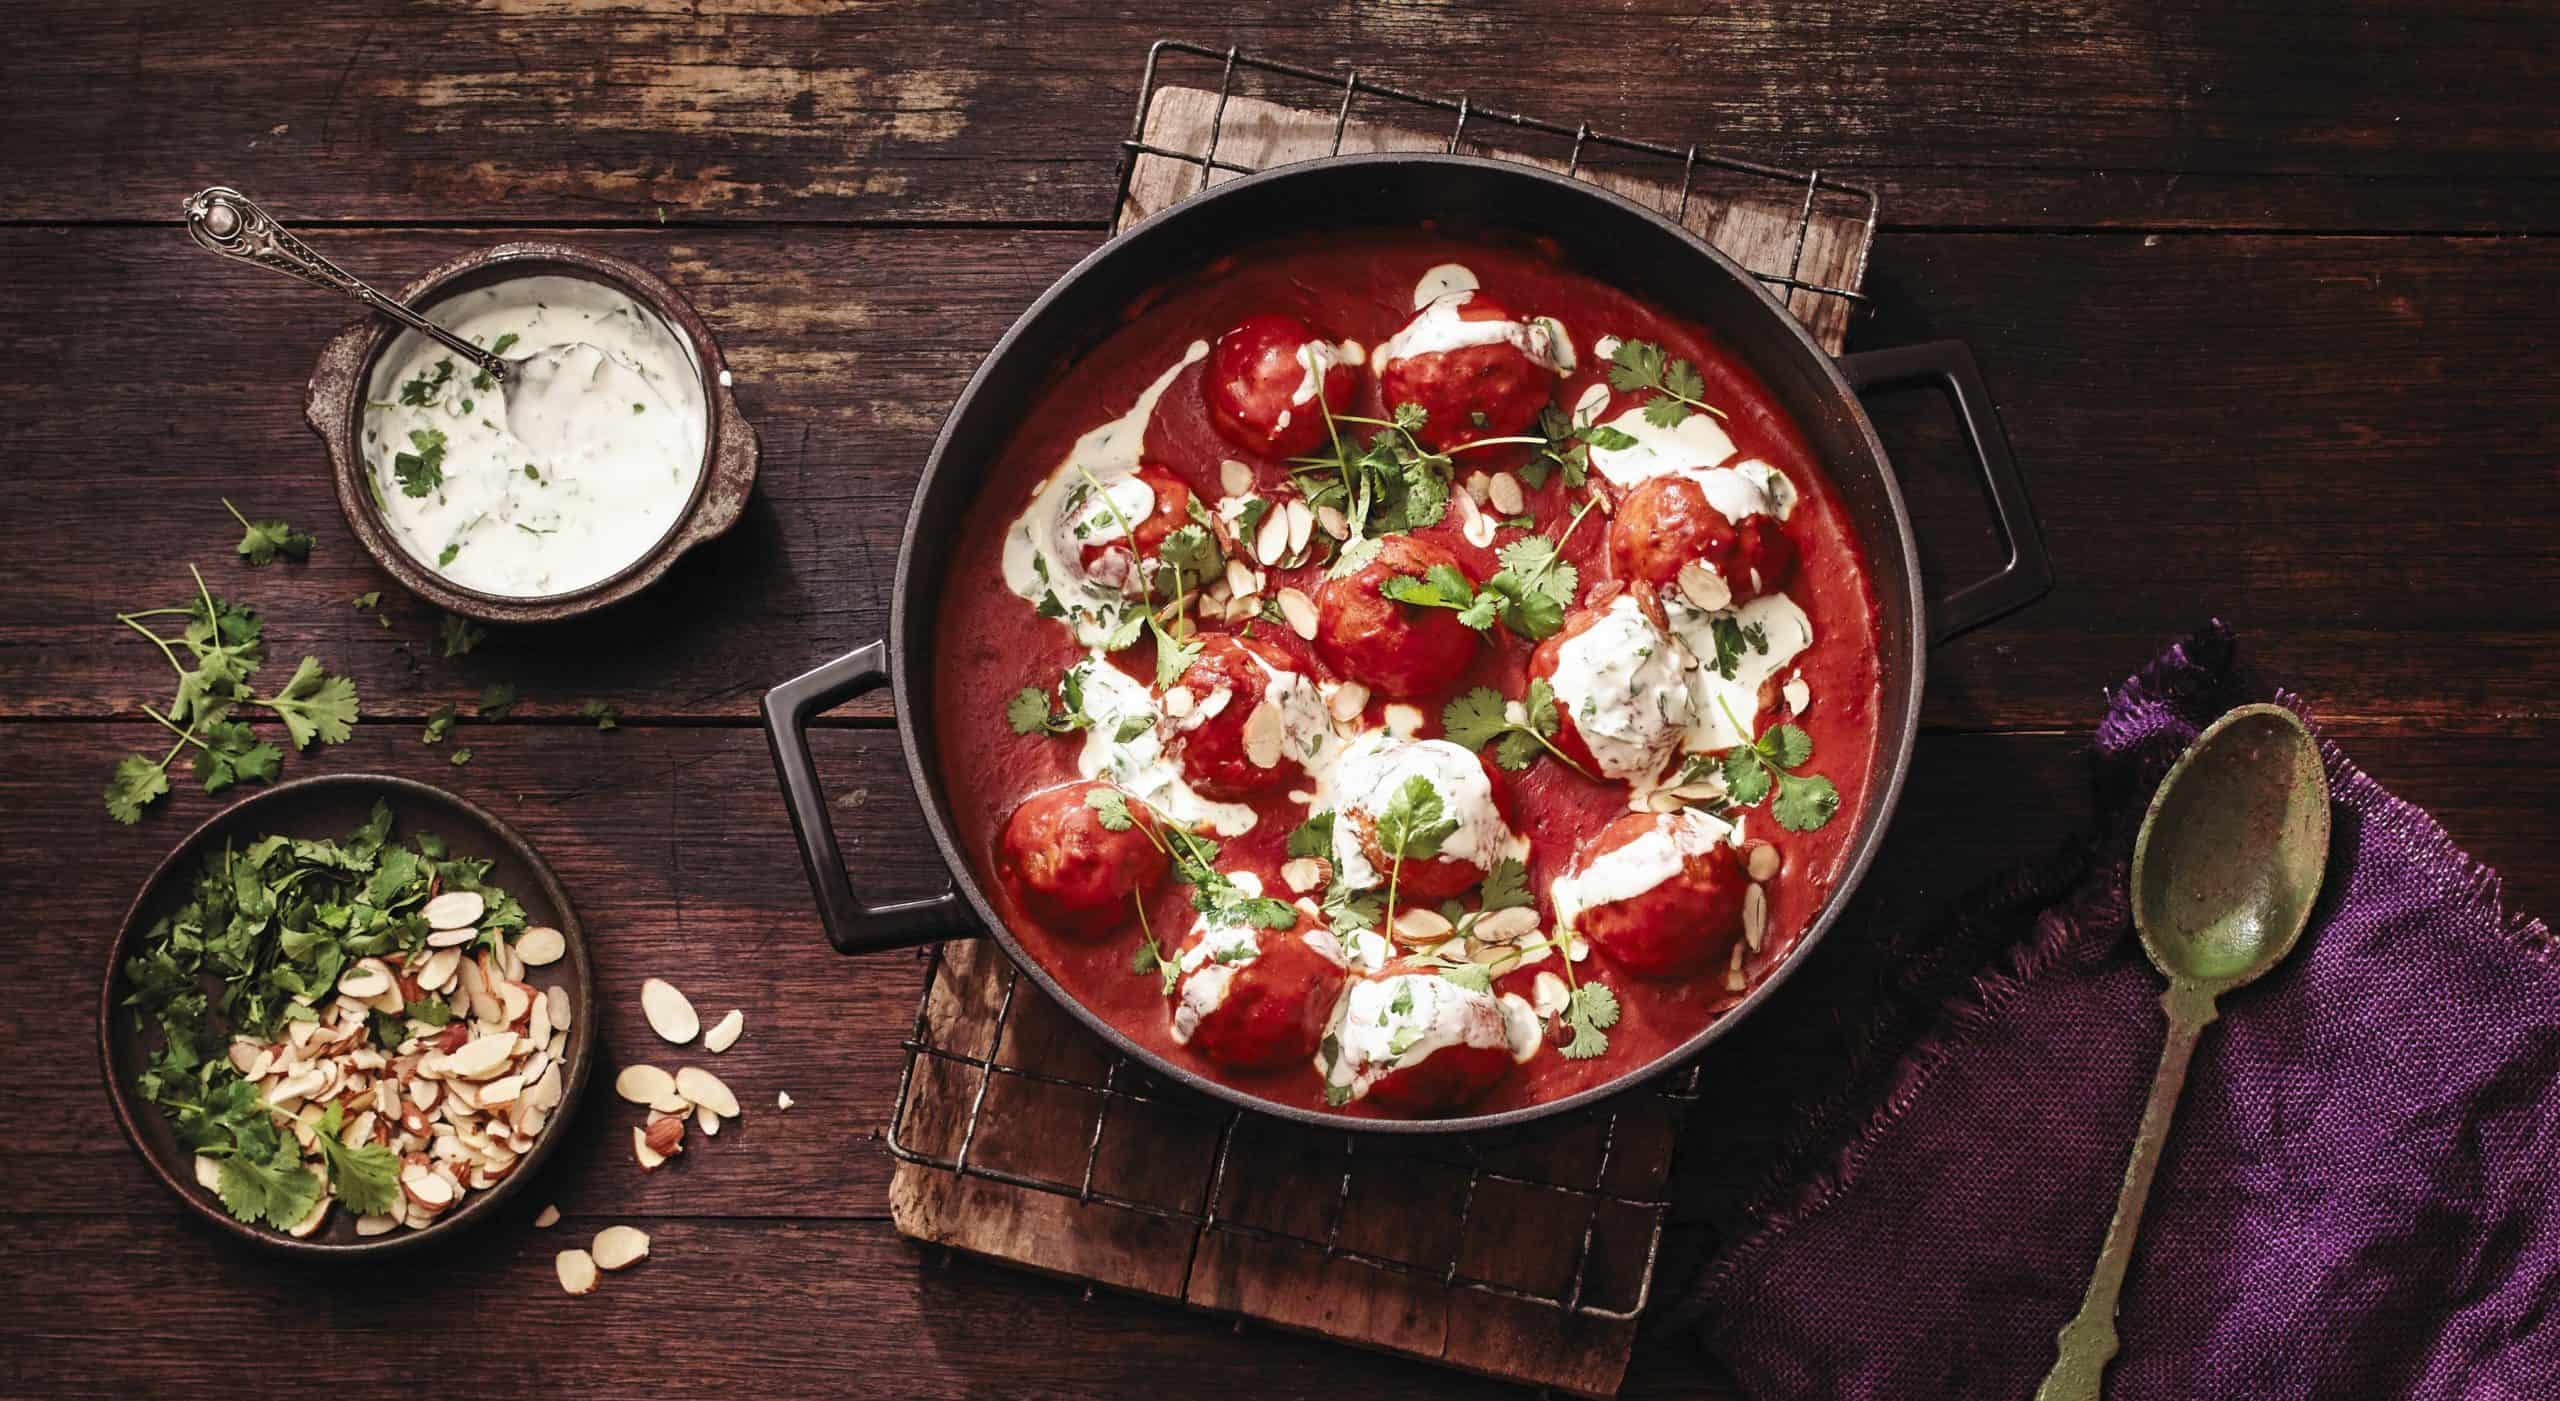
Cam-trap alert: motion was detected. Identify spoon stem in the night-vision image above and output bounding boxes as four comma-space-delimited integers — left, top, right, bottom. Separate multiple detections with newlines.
2034, 978, 2220, 1401
181, 186, 507, 382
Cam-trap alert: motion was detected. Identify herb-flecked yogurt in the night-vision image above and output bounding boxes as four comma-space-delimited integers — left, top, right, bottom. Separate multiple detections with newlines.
363, 275, 707, 597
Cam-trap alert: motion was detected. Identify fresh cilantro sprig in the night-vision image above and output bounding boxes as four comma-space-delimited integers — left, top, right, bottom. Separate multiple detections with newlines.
1085, 786, 1295, 975
1717, 705, 1841, 832
222, 499, 314, 566
1288, 400, 1455, 542
1373, 494, 1596, 644
1607, 339, 1727, 427
436, 613, 484, 658
393, 428, 449, 499
1521, 406, 1640, 490
309, 1102, 401, 1215
1007, 664, 1153, 742
1440, 680, 1594, 779
1371, 774, 1459, 935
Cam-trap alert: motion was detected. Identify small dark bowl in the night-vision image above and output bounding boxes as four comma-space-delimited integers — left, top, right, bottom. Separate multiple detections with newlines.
306, 243, 758, 624
99, 774, 597, 1257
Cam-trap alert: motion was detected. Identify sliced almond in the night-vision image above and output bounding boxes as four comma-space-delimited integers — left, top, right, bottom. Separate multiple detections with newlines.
1224, 556, 1258, 600
556, 1248, 599, 1296
1218, 459, 1253, 497
401, 1163, 455, 1209
354, 1214, 398, 1237
514, 926, 567, 967
1743, 882, 1769, 952
1253, 503, 1290, 567
193, 1154, 224, 1191
633, 1125, 667, 1171
1676, 558, 1732, 612
1279, 857, 1326, 895
528, 991, 553, 1048
286, 1192, 332, 1239
674, 1066, 741, 1119
1160, 686, 1194, 719
422, 890, 485, 931
534, 1204, 561, 1229
591, 1225, 651, 1271
1276, 587, 1317, 641
497, 979, 533, 1026
614, 1064, 677, 1105
1240, 702, 1284, 769
1452, 488, 1497, 549
696, 1105, 721, 1136
545, 985, 572, 1031
1327, 680, 1368, 725
425, 926, 478, 950
336, 959, 394, 1000
1285, 499, 1315, 556
776, 1091, 796, 1112
640, 978, 699, 1045
1781, 675, 1812, 716
1745, 842, 1782, 883
1471, 907, 1542, 944
650, 1091, 689, 1116
1488, 471, 1526, 516
478, 1074, 525, 1107
1315, 503, 1349, 541
704, 1010, 744, 1055
1462, 470, 1491, 503
445, 1032, 515, 1080
1392, 906, 1454, 944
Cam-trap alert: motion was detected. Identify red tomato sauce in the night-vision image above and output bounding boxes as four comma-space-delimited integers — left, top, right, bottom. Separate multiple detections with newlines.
932, 231, 1882, 1118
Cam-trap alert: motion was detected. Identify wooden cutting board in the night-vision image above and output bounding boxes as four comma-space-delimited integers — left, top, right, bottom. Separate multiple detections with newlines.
889, 77, 1875, 1399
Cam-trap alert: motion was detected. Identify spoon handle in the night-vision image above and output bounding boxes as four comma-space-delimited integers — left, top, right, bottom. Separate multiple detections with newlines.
180, 186, 506, 381
2033, 979, 2220, 1401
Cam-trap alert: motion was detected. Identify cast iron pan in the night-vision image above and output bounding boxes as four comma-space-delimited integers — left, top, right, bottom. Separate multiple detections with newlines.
764, 154, 2050, 1134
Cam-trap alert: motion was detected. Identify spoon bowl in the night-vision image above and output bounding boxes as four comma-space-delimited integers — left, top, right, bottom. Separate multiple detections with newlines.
2132, 703, 2332, 988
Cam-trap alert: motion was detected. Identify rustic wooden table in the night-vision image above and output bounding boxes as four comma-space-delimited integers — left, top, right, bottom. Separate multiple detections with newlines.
4, 4, 2550, 1397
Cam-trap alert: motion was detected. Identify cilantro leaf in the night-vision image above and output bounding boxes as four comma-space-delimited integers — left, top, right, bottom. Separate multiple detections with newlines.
393, 428, 448, 498
1150, 619, 1203, 691
1608, 339, 1723, 427
448, 746, 473, 767
580, 700, 620, 731
436, 613, 484, 658
257, 656, 360, 749
1476, 858, 1530, 913
422, 703, 457, 745
194, 718, 282, 794
309, 1103, 401, 1216
218, 1135, 324, 1229
1558, 982, 1621, 1060
105, 753, 170, 824
1772, 771, 1840, 832
1440, 687, 1513, 755
1721, 746, 1773, 805
1373, 774, 1457, 863
1006, 687, 1055, 735
477, 682, 518, 719
1084, 785, 1136, 832
1441, 681, 1583, 777
1286, 812, 1336, 861
224, 499, 314, 566
1765, 722, 1813, 770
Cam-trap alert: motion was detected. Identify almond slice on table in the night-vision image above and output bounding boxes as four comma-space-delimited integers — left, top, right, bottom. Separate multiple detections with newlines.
777, 1091, 796, 1112
534, 1204, 561, 1229
640, 978, 699, 1044
614, 1064, 677, 1105
696, 1105, 721, 1136
704, 1010, 743, 1055
423, 890, 486, 931
674, 1066, 741, 1119
556, 1248, 600, 1296
592, 1226, 651, 1271
633, 1125, 667, 1171
515, 926, 566, 966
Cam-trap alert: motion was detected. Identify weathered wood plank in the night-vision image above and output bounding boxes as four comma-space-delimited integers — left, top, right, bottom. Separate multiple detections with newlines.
0, 228, 2553, 733
5, 1, 2551, 232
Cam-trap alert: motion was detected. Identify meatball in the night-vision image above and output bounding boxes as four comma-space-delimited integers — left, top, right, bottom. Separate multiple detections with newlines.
1528, 595, 1694, 783
1168, 633, 1324, 799
1317, 969, 1539, 1114
1552, 809, 1747, 977
1314, 534, 1481, 699
1375, 292, 1564, 452
1204, 314, 1362, 459
1075, 464, 1198, 589
1608, 473, 1797, 607
997, 781, 1166, 935
1327, 734, 1517, 902
1170, 908, 1346, 1070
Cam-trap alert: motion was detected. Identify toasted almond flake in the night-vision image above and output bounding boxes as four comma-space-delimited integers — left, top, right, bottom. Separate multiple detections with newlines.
640, 978, 699, 1044
425, 926, 477, 949
1285, 499, 1315, 555
1462, 470, 1491, 503
1316, 503, 1349, 540
534, 1204, 561, 1229
515, 926, 567, 967
704, 1010, 744, 1055
1161, 685, 1197, 720
1472, 907, 1542, 944
1670, 780, 1724, 802
286, 1193, 332, 1239
1279, 857, 1326, 894
592, 1226, 651, 1271
479, 1074, 525, 1107
336, 959, 394, 1000
529, 1063, 564, 1112
545, 985, 572, 1031
1743, 882, 1769, 951
1745, 842, 1782, 883
1453, 489, 1496, 548
696, 1105, 721, 1136
556, 1248, 599, 1295
1782, 675, 1812, 716
194, 1154, 224, 1191
401, 1163, 455, 1208
1253, 505, 1290, 567
446, 1031, 516, 1080
777, 1091, 795, 1112
1392, 907, 1454, 944
1487, 471, 1526, 516
529, 992, 553, 1048
1219, 459, 1253, 496
497, 980, 533, 1026
674, 1066, 741, 1119
1677, 558, 1732, 612
1647, 787, 1687, 813
355, 1214, 398, 1237
1327, 680, 1368, 724
1241, 702, 1284, 769
614, 1064, 677, 1105
422, 891, 485, 931
1277, 587, 1317, 640
633, 1125, 666, 1170
1532, 971, 1571, 1018
649, 1091, 688, 1115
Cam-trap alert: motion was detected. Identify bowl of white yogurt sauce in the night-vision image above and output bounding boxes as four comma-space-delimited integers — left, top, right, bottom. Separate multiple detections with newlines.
307, 243, 757, 622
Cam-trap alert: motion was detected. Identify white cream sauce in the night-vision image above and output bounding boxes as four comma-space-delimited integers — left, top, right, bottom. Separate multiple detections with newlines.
1376, 291, 1575, 376
362, 276, 705, 597
1290, 338, 1366, 405
1065, 655, 1259, 837
1001, 341, 1210, 643
1585, 403, 1738, 488
1664, 593, 1816, 754
1548, 595, 1694, 784
1549, 808, 1738, 934
1321, 734, 1520, 890
1317, 973, 1541, 1102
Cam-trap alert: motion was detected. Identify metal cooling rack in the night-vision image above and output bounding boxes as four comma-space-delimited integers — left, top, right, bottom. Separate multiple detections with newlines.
884, 39, 1876, 1325
1116, 39, 1877, 315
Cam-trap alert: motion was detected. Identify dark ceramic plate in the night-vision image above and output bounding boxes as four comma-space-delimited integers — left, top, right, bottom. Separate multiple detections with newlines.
305, 242, 759, 624
98, 774, 595, 1256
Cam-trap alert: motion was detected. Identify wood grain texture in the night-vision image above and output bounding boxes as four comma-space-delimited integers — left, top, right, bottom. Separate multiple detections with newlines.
2, 229, 2553, 734
4, 0, 2551, 232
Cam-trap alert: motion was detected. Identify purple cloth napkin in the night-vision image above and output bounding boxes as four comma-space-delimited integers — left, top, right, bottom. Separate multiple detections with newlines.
1682, 624, 2560, 1400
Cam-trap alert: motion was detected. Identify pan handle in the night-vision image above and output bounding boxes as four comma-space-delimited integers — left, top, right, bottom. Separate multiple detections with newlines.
761, 641, 979, 954
1837, 340, 2052, 644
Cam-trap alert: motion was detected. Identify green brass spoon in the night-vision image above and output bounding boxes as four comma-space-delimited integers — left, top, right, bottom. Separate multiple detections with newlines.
2034, 703, 2331, 1401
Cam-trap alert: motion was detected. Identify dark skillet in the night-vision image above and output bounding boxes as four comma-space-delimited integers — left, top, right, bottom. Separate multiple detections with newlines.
764, 154, 2048, 1135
